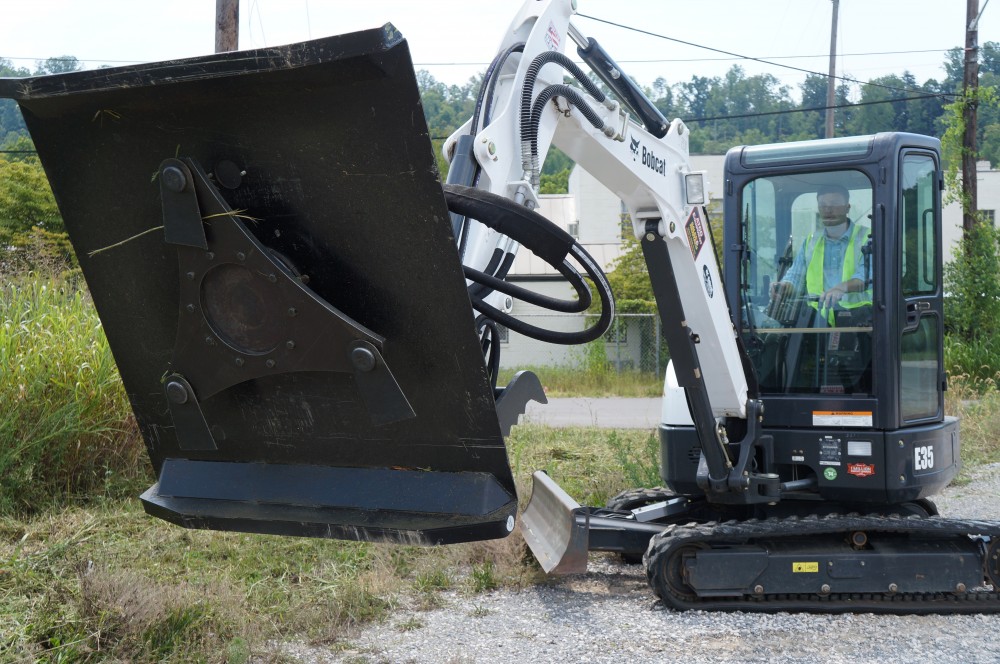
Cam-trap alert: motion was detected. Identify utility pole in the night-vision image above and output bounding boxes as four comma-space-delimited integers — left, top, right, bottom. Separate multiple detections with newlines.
215, 0, 239, 53
962, 0, 981, 233
825, 0, 839, 138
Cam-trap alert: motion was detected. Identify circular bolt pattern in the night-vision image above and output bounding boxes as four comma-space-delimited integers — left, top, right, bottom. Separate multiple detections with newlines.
162, 166, 187, 193
236, 251, 246, 262
235, 357, 245, 367
351, 347, 377, 372
286, 340, 296, 350
753, 585, 764, 594
888, 583, 898, 593
265, 359, 276, 369
820, 584, 831, 594
165, 381, 189, 404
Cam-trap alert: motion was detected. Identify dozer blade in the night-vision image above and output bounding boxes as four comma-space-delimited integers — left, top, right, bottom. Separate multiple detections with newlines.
0, 27, 519, 545
521, 471, 590, 574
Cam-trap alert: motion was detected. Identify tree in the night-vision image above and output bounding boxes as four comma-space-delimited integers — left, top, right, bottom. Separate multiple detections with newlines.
539, 168, 570, 194
34, 55, 81, 75
0, 152, 72, 269
605, 232, 655, 313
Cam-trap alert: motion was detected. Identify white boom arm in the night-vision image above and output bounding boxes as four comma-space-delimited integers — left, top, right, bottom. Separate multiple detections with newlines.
444, 0, 748, 423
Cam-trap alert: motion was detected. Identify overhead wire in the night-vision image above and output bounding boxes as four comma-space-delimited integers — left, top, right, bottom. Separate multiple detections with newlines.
574, 13, 959, 101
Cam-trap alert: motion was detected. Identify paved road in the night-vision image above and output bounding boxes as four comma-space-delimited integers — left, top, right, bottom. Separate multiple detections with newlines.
522, 397, 662, 429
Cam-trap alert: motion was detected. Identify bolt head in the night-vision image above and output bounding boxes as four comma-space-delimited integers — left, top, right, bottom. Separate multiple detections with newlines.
165, 381, 189, 404
265, 359, 276, 369
162, 166, 187, 193
286, 340, 296, 350
235, 357, 245, 368
351, 347, 377, 372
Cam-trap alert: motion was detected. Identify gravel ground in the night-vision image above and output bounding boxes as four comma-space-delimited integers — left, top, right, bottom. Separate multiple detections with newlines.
278, 464, 1000, 664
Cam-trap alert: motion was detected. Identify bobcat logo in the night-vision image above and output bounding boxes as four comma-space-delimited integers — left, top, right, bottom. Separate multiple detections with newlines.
630, 136, 640, 158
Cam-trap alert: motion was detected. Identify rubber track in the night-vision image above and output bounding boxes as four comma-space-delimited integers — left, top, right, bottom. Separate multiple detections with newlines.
645, 514, 1000, 614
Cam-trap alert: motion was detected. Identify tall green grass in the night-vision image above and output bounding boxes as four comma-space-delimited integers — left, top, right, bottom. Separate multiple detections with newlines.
0, 274, 145, 513
496, 365, 662, 398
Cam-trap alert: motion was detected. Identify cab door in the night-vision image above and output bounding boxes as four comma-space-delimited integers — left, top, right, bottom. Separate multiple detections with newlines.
897, 151, 944, 424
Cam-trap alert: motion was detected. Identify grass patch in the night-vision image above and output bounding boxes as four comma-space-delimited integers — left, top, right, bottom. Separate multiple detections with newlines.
945, 374, 1000, 482
496, 366, 662, 398
0, 273, 146, 514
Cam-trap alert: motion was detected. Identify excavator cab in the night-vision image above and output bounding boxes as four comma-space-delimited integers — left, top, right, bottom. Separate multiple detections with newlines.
718, 134, 955, 505
0, 29, 532, 545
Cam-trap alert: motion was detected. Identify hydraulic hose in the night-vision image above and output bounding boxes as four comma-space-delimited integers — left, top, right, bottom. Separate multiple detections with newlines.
444, 184, 614, 345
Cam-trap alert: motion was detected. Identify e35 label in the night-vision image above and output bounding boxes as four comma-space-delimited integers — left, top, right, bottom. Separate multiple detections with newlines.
914, 445, 935, 471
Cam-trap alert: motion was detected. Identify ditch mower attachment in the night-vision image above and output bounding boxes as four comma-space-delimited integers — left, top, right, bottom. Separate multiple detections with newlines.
0, 27, 529, 545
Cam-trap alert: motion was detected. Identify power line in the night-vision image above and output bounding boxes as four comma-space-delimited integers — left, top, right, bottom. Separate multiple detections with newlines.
682, 93, 944, 124
575, 13, 958, 100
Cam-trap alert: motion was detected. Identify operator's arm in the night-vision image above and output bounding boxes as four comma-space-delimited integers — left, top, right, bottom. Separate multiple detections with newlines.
771, 238, 807, 299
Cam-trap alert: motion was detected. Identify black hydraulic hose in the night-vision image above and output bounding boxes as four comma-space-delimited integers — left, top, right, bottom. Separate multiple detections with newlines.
464, 258, 592, 313
476, 42, 526, 134
469, 243, 613, 345
528, 84, 608, 184
444, 184, 615, 345
475, 314, 502, 389
519, 51, 607, 173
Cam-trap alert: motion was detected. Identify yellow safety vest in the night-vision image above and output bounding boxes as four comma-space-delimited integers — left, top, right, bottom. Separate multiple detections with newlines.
804, 223, 872, 324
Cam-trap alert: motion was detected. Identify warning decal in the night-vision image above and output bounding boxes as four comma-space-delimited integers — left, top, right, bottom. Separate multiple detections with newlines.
812, 411, 873, 427
793, 562, 819, 573
685, 207, 707, 260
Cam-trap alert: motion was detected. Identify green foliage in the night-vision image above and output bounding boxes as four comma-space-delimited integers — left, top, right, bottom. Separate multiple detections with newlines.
0, 273, 143, 514
944, 220, 1000, 380
0, 149, 76, 271
605, 233, 656, 313
539, 167, 570, 194
607, 430, 661, 488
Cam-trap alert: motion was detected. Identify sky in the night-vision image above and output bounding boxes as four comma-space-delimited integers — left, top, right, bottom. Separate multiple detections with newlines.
1, 0, 997, 101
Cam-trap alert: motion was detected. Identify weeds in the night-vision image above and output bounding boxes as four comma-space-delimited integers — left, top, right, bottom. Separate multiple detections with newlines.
0, 273, 145, 513
496, 365, 662, 397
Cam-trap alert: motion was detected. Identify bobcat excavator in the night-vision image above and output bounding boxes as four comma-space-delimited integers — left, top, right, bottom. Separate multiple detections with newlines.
2, 0, 998, 613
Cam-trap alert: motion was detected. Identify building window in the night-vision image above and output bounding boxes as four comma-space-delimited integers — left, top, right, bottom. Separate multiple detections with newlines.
981, 209, 996, 225
567, 221, 579, 238
497, 324, 509, 344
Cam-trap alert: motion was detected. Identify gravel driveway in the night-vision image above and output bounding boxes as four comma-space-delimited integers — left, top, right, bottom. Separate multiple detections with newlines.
276, 463, 1000, 664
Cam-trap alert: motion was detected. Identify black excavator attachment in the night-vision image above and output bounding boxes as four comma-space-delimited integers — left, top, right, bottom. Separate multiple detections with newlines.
0, 27, 539, 545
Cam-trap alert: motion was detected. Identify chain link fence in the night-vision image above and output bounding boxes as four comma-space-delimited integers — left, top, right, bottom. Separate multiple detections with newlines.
497, 313, 668, 374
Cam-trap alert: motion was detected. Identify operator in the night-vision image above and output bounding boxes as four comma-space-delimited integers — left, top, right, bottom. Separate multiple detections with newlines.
770, 184, 872, 324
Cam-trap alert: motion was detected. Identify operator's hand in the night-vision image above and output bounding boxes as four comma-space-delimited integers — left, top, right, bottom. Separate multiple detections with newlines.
770, 280, 793, 301
820, 284, 848, 310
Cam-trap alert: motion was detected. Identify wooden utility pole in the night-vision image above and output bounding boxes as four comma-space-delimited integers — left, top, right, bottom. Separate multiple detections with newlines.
962, 0, 980, 233
825, 0, 839, 138
215, 0, 239, 53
